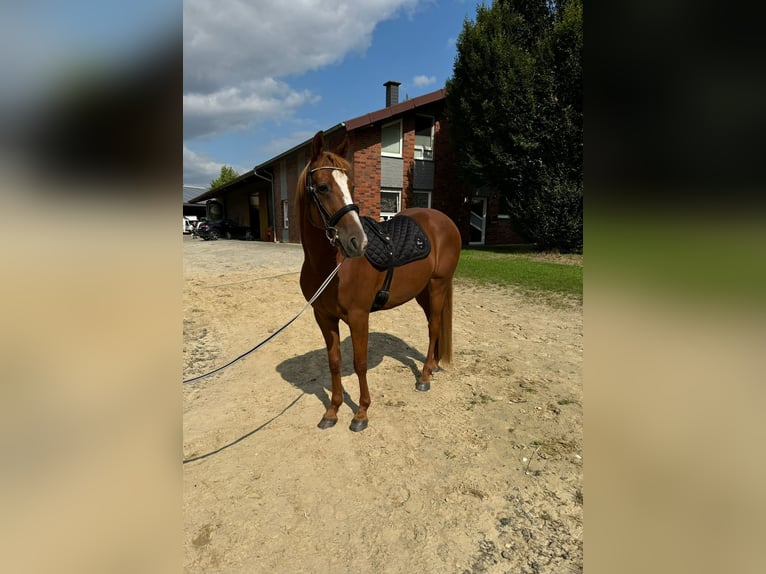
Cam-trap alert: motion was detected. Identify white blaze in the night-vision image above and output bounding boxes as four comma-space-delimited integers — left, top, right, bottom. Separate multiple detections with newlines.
332, 170, 363, 228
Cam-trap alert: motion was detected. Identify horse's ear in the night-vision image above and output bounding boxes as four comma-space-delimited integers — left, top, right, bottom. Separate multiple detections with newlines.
334, 135, 349, 159
311, 131, 324, 161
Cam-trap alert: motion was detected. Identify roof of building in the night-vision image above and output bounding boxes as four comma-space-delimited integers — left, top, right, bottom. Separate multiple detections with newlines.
188, 86, 448, 204
253, 87, 446, 172
344, 88, 445, 131
186, 169, 263, 204
183, 185, 207, 204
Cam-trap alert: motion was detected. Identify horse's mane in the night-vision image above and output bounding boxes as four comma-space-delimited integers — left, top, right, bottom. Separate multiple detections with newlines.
295, 151, 352, 234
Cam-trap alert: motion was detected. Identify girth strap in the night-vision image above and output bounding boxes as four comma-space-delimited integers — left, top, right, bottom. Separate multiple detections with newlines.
370, 267, 394, 312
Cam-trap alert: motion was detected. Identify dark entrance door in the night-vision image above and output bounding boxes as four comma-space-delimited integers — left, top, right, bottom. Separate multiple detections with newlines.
249, 193, 261, 240
206, 199, 224, 221
469, 197, 487, 245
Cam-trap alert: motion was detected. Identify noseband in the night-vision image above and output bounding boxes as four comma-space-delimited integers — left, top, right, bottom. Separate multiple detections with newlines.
306, 166, 360, 246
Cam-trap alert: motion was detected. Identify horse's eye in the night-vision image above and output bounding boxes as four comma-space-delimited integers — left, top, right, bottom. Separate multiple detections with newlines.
317, 184, 329, 193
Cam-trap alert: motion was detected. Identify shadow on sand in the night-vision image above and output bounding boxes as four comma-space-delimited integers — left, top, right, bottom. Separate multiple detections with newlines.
182, 332, 426, 464
275, 331, 427, 412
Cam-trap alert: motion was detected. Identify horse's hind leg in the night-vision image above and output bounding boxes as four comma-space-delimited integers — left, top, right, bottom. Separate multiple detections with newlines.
415, 279, 447, 391
416, 289, 444, 368
315, 311, 344, 429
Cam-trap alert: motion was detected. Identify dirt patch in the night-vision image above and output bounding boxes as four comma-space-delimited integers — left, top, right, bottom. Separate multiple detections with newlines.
527, 251, 583, 266
183, 236, 582, 573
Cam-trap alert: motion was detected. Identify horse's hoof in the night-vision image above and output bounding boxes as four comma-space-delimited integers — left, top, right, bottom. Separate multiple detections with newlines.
349, 418, 368, 432
317, 417, 337, 429
415, 381, 431, 392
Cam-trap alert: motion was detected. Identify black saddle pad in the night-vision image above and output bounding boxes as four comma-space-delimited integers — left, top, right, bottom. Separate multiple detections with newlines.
361, 215, 431, 270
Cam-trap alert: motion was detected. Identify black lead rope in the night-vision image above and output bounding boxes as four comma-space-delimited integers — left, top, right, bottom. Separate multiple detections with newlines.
182, 259, 345, 385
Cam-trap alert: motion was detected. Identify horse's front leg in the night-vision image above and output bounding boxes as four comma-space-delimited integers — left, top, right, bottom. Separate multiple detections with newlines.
348, 310, 371, 432
316, 311, 343, 429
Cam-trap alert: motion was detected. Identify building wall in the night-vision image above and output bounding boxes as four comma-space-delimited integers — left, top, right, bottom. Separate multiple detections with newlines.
259, 189, 271, 241
271, 163, 284, 241
349, 126, 381, 219
381, 156, 403, 188
277, 159, 288, 242
401, 114, 415, 210
261, 99, 527, 246
477, 190, 528, 245
287, 152, 302, 243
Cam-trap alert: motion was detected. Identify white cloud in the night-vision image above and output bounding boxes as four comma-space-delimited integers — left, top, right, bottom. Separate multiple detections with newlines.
184, 78, 320, 139
184, 0, 418, 94
183, 0, 421, 178
183, 145, 242, 187
412, 74, 436, 87
258, 130, 319, 157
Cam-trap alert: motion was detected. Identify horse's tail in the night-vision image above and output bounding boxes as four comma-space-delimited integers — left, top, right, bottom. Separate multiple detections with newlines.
439, 280, 453, 366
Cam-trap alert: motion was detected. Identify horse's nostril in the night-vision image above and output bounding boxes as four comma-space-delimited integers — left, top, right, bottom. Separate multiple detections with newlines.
350, 236, 359, 251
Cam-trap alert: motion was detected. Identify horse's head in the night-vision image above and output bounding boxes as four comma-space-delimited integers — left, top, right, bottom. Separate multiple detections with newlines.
303, 131, 368, 258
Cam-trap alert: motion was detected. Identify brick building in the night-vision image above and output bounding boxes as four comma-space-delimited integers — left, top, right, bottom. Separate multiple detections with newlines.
189, 82, 526, 246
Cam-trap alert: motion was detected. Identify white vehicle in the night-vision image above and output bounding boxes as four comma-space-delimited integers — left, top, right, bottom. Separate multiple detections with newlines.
183, 215, 199, 234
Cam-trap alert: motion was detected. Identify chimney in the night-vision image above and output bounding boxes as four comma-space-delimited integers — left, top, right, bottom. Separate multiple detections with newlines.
384, 81, 401, 107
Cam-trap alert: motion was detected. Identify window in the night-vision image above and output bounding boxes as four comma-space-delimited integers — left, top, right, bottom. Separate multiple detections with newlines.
412, 191, 431, 208
380, 189, 401, 221
381, 120, 402, 157
497, 194, 511, 219
414, 115, 434, 160
282, 199, 289, 228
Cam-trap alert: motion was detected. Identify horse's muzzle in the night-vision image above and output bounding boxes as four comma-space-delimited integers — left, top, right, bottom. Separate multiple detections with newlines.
341, 230, 367, 258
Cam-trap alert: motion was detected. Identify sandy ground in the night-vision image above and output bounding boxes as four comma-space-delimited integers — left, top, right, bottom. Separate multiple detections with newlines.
183, 235, 583, 574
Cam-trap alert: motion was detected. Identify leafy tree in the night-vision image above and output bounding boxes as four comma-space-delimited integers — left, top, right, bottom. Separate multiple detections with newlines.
446, 0, 582, 251
209, 165, 239, 190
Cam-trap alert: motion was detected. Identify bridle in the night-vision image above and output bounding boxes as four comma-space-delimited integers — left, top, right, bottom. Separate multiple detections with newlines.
305, 166, 360, 246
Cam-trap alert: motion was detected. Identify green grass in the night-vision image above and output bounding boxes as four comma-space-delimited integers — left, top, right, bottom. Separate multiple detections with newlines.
456, 247, 583, 299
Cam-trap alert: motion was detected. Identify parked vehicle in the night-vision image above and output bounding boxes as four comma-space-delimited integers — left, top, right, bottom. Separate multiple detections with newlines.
183, 216, 199, 234
196, 219, 252, 241
190, 218, 205, 239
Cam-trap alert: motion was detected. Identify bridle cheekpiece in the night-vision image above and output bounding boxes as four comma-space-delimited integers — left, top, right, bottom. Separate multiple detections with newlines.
306, 166, 360, 246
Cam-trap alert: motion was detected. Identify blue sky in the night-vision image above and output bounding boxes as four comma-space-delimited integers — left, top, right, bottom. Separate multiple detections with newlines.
183, 0, 485, 187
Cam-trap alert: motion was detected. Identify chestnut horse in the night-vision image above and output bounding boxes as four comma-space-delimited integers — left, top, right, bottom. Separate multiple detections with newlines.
297, 131, 461, 431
